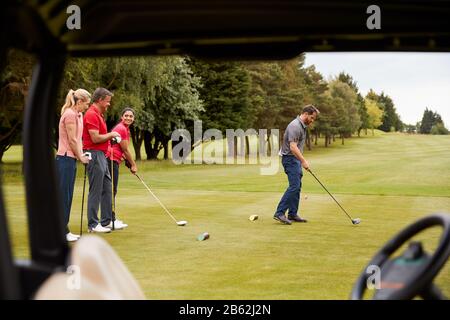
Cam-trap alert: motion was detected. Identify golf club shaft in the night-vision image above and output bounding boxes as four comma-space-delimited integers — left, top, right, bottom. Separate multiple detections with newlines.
80, 164, 87, 236
307, 169, 354, 221
134, 173, 179, 224
111, 156, 115, 230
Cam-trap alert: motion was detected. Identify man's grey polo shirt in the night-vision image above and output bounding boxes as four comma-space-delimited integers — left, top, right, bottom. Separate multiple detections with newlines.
279, 116, 307, 156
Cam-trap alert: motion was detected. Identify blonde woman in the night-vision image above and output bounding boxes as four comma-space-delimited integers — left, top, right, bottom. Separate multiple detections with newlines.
56, 89, 91, 242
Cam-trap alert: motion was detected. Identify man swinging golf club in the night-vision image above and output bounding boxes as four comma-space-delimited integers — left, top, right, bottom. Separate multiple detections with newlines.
274, 105, 319, 225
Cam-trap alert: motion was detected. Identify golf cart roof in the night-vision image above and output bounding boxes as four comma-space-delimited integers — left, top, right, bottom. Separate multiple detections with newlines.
1, 0, 450, 300
5, 0, 450, 59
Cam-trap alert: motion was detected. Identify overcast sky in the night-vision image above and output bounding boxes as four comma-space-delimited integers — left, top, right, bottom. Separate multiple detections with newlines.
304, 53, 450, 128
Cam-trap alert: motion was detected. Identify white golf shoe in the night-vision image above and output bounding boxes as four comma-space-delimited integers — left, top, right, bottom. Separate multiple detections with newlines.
105, 220, 128, 230
116, 219, 128, 228
88, 224, 112, 233
66, 232, 80, 242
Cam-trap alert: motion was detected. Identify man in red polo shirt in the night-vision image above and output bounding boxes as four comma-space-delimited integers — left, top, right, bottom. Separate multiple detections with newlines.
83, 87, 121, 233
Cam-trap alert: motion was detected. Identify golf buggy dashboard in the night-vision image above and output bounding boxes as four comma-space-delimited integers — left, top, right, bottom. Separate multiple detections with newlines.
351, 214, 450, 300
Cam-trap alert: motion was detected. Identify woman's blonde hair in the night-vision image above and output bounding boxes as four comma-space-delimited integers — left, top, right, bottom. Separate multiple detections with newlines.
61, 89, 91, 115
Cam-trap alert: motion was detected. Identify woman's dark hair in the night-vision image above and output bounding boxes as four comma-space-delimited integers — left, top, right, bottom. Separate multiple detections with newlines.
121, 107, 135, 116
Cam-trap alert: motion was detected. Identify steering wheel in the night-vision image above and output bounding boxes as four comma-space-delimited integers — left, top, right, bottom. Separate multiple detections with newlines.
351, 213, 450, 300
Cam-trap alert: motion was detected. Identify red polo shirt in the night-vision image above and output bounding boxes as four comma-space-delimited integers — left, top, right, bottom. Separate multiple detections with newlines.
82, 105, 110, 153
108, 121, 130, 163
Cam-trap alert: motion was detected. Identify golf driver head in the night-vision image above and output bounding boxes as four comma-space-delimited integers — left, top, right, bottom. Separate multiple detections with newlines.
177, 220, 187, 226
352, 218, 361, 225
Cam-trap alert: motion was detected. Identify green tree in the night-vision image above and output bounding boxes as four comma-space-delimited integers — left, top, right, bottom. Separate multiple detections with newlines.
366, 89, 379, 102
87, 56, 160, 160
294, 61, 328, 150
420, 108, 447, 135
378, 92, 402, 132
366, 90, 403, 132
189, 59, 252, 156
365, 98, 383, 135
430, 123, 449, 135
147, 57, 203, 160
323, 78, 361, 145
245, 62, 285, 130
243, 61, 285, 154
189, 59, 252, 131
314, 92, 336, 147
0, 49, 35, 162
419, 108, 435, 134
73, 56, 203, 160
338, 72, 369, 137
54, 57, 101, 149
244, 55, 328, 151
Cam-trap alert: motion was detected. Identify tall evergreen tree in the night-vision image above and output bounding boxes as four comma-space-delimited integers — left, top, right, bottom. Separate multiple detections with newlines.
420, 108, 447, 134
366, 90, 403, 132
419, 108, 434, 134
377, 92, 402, 132
189, 59, 252, 133
188, 59, 253, 157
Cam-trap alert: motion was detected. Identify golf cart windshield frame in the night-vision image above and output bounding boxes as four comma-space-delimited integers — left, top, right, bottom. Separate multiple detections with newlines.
1, 0, 450, 299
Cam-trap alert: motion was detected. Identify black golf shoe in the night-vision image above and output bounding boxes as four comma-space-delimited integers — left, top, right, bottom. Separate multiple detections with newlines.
273, 215, 292, 225
288, 216, 308, 223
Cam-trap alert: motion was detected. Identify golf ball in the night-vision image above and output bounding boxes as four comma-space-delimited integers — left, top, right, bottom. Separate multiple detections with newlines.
197, 232, 210, 241
304, 194, 308, 200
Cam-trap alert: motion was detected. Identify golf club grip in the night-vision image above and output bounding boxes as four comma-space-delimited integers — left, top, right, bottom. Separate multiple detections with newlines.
123, 157, 132, 169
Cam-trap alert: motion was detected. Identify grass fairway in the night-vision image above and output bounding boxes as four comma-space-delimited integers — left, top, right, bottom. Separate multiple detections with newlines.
2, 131, 450, 299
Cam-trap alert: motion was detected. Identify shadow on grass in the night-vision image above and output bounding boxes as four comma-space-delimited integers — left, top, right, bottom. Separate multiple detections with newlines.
0, 162, 24, 182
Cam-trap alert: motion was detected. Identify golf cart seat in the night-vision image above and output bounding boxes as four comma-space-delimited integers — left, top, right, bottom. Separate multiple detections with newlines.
34, 236, 145, 300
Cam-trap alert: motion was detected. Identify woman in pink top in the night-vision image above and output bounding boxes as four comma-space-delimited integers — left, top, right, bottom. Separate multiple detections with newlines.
107, 107, 138, 229
56, 89, 91, 242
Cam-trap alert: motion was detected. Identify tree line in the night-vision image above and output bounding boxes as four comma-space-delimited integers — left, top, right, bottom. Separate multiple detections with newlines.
1, 49, 447, 162
418, 108, 449, 135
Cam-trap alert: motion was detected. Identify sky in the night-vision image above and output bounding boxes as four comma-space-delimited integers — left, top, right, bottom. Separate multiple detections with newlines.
304, 53, 450, 128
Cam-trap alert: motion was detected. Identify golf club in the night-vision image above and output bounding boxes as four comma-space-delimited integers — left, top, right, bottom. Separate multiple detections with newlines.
134, 173, 187, 226
110, 152, 115, 231
110, 136, 122, 231
306, 168, 361, 225
79, 152, 91, 236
